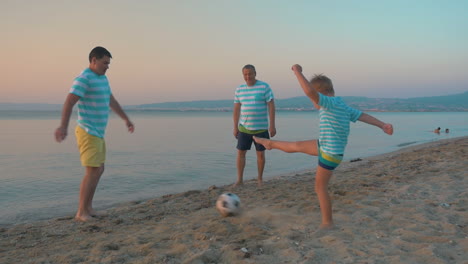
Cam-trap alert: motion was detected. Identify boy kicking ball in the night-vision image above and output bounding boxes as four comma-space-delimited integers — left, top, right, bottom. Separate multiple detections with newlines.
254, 64, 393, 229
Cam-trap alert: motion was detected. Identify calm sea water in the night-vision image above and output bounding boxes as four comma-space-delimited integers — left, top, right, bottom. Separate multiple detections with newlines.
1, 111, 467, 226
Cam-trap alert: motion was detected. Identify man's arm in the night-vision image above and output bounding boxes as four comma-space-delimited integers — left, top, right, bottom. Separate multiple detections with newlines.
110, 95, 134, 133
55, 93, 80, 142
267, 100, 276, 137
233, 102, 241, 138
358, 113, 394, 135
292, 64, 319, 105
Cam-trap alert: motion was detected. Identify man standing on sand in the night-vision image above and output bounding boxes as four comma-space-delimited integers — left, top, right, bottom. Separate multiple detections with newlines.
55, 46, 134, 222
233, 64, 276, 187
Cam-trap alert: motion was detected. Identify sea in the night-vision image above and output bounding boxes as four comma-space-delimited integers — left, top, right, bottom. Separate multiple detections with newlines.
1, 110, 467, 226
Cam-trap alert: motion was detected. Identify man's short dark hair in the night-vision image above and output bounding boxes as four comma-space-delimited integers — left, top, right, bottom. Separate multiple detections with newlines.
89, 46, 112, 62
242, 64, 256, 73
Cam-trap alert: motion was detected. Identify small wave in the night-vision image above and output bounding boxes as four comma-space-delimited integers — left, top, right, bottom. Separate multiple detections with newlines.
397, 141, 418, 147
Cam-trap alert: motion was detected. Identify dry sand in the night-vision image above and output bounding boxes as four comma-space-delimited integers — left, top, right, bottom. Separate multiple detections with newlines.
1, 137, 467, 264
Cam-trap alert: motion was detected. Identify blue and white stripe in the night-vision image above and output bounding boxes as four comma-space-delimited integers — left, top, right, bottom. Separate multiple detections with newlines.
70, 68, 111, 138
234, 81, 274, 130
318, 93, 362, 155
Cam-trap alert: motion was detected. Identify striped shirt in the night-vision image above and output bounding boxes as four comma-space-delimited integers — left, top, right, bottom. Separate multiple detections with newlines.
318, 93, 362, 155
234, 80, 274, 131
70, 68, 112, 138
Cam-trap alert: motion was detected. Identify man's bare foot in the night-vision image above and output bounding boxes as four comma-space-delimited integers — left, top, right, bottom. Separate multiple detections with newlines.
253, 136, 272, 150
232, 181, 243, 188
257, 180, 263, 188
88, 208, 107, 217
75, 213, 94, 222
88, 208, 98, 217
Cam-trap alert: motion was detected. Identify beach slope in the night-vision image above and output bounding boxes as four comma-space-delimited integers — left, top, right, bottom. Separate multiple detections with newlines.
1, 137, 467, 263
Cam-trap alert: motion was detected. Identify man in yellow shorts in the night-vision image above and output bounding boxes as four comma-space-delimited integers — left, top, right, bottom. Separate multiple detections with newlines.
55, 47, 134, 222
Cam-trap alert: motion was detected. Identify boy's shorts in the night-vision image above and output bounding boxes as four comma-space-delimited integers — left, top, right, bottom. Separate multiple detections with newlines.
237, 130, 269, 151
75, 126, 106, 167
317, 142, 343, 171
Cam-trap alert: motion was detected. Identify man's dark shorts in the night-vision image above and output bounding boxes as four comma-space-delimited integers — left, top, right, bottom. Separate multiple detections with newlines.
237, 130, 270, 151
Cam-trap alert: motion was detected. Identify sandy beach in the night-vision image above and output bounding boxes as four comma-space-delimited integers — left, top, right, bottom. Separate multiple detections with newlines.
1, 137, 467, 263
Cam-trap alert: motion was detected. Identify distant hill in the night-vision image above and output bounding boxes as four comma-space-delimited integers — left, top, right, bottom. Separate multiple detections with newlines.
1, 91, 467, 112
0, 103, 61, 111
342, 92, 468, 112
135, 100, 234, 110
131, 91, 468, 112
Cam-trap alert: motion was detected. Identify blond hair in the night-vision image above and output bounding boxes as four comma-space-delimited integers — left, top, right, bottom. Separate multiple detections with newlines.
310, 74, 334, 95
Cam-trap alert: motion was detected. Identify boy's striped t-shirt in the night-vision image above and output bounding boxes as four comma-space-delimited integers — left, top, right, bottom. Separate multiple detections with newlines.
69, 68, 112, 138
234, 80, 274, 131
318, 93, 362, 155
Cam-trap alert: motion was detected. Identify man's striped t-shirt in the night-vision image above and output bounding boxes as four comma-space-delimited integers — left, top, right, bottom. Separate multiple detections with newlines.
234, 80, 274, 131
318, 93, 362, 155
70, 68, 112, 138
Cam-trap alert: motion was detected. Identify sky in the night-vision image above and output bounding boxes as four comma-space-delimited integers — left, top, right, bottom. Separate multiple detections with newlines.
2, 0, 468, 104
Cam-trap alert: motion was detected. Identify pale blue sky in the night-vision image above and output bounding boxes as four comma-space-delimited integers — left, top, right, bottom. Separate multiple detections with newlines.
2, 0, 467, 104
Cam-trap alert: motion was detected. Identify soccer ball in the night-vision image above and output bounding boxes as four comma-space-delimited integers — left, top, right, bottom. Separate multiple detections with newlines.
216, 193, 241, 217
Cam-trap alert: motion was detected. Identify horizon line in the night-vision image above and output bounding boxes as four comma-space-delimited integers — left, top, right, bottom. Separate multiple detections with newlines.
1, 90, 467, 105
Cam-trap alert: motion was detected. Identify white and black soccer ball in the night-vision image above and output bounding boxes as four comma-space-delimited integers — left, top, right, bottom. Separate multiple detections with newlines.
216, 193, 241, 217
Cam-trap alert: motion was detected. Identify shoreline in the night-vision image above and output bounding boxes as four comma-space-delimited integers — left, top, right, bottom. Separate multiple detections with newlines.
1, 136, 466, 228
0, 136, 458, 229
1, 136, 467, 263
0, 135, 457, 228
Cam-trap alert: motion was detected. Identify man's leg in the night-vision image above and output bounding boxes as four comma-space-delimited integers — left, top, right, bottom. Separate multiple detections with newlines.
315, 166, 334, 229
254, 137, 319, 156
75, 164, 104, 221
74, 126, 107, 221
236, 150, 247, 186
87, 164, 104, 216
256, 150, 265, 186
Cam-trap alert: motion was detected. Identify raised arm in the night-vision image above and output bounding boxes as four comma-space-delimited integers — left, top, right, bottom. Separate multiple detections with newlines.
55, 93, 80, 142
267, 100, 276, 137
292, 64, 319, 105
358, 113, 394, 135
233, 102, 241, 138
110, 95, 134, 133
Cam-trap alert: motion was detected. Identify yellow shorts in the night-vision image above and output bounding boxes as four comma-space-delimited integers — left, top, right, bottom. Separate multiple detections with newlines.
75, 126, 106, 167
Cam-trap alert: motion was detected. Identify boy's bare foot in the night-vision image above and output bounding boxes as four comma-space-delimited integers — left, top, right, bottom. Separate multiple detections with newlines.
75, 213, 94, 222
253, 136, 272, 150
313, 223, 336, 237
319, 223, 335, 230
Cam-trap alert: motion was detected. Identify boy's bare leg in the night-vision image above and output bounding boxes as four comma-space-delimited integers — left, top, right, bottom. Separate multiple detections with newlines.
256, 150, 265, 187
315, 166, 334, 229
75, 165, 103, 221
235, 150, 247, 186
253, 137, 319, 156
